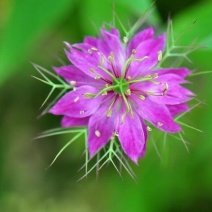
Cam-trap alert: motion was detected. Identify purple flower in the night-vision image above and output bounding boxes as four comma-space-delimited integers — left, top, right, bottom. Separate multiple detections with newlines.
50, 27, 193, 163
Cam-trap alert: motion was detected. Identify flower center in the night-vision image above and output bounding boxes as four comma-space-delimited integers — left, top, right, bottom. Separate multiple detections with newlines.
112, 78, 129, 95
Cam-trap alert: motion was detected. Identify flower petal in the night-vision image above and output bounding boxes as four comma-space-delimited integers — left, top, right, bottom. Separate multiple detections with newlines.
131, 95, 181, 133
127, 27, 155, 55
84, 36, 98, 47
118, 112, 146, 163
167, 103, 189, 117
61, 116, 90, 127
130, 73, 193, 105
127, 34, 166, 79
65, 45, 112, 82
50, 86, 103, 118
153, 68, 192, 78
147, 73, 194, 104
53, 65, 104, 87
100, 28, 125, 77
88, 101, 115, 157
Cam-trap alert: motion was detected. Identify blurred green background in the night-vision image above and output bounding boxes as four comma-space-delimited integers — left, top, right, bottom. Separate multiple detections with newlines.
1, 0, 212, 211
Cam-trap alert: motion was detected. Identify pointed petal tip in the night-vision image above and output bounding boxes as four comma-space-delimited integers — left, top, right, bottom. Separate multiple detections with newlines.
88, 147, 98, 159
130, 156, 139, 165
64, 41, 71, 48
155, 119, 182, 133
128, 148, 146, 165
49, 107, 56, 115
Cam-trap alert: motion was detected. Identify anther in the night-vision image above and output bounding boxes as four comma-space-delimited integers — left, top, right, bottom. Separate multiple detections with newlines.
114, 132, 119, 136
99, 55, 104, 66
70, 81, 76, 86
95, 76, 101, 80
139, 95, 145, 100
108, 52, 115, 61
80, 110, 84, 114
126, 76, 131, 80
131, 49, 136, 56
106, 109, 112, 117
145, 91, 154, 96
130, 110, 134, 118
157, 122, 163, 127
158, 50, 162, 62
88, 47, 98, 54
147, 126, 152, 131
91, 47, 98, 51
162, 83, 169, 95
150, 80, 161, 85
152, 73, 158, 79
95, 130, 101, 137
125, 89, 131, 96
73, 97, 79, 102
89, 68, 96, 73
123, 36, 128, 43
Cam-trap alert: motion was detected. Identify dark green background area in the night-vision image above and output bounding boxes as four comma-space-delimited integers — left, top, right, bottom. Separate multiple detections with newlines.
0, 0, 212, 211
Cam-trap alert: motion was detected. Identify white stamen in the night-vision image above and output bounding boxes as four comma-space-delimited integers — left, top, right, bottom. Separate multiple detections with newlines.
70, 81, 76, 86
115, 132, 119, 136
95, 130, 101, 137
147, 126, 152, 131
158, 50, 163, 62
157, 122, 163, 127
145, 91, 154, 96
106, 109, 112, 117
131, 49, 136, 55
123, 36, 128, 43
91, 47, 98, 51
108, 52, 115, 61
126, 76, 131, 80
73, 87, 77, 91
152, 73, 158, 79
80, 110, 84, 114
73, 97, 79, 102
95, 76, 101, 80
163, 83, 169, 95
89, 68, 96, 73
125, 89, 131, 96
112, 131, 119, 138
139, 95, 145, 100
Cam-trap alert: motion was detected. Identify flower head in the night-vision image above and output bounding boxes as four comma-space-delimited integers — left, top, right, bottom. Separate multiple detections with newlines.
50, 27, 193, 163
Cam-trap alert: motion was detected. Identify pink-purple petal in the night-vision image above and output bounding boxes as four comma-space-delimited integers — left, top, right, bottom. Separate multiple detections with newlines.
61, 116, 90, 127
100, 28, 125, 76
127, 27, 155, 55
53, 65, 104, 87
167, 103, 189, 117
127, 34, 166, 79
50, 86, 103, 118
118, 113, 146, 163
130, 73, 193, 105
131, 95, 181, 133
65, 46, 112, 81
153, 68, 192, 78
84, 36, 98, 47
88, 102, 115, 157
